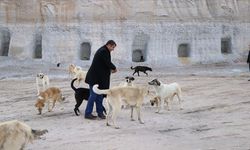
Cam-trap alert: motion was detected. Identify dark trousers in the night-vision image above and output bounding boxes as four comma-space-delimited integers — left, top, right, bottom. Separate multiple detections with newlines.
85, 85, 104, 116
249, 63, 250, 71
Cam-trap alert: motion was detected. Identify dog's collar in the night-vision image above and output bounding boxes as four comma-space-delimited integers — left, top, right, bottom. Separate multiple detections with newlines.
38, 96, 44, 100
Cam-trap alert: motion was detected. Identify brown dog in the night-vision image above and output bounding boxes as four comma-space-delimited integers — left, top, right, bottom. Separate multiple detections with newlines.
35, 87, 64, 114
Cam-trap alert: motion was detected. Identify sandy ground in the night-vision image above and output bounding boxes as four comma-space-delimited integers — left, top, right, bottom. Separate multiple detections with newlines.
0, 61, 250, 150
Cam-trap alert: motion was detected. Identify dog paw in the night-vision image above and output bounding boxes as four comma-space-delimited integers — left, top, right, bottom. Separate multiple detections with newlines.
139, 120, 144, 124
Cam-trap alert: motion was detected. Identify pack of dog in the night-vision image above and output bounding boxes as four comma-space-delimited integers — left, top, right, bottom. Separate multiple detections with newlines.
148, 79, 182, 113
131, 66, 152, 76
71, 78, 106, 116
35, 87, 65, 115
93, 84, 149, 129
0, 120, 47, 150
36, 73, 50, 95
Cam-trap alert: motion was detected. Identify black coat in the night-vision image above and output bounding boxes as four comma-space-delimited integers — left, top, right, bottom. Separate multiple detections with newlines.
85, 45, 116, 89
248, 50, 250, 63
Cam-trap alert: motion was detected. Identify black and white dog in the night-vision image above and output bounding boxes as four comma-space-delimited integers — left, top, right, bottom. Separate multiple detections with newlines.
119, 76, 135, 87
71, 78, 106, 116
131, 66, 152, 76
148, 79, 182, 113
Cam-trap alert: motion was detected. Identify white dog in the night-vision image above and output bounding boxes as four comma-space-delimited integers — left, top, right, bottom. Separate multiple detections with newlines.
36, 73, 50, 95
93, 84, 149, 129
148, 79, 182, 113
0, 120, 48, 150
68, 64, 86, 85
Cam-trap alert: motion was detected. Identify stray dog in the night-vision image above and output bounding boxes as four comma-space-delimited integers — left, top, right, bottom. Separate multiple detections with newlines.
0, 120, 48, 150
35, 87, 64, 115
71, 78, 106, 116
150, 96, 161, 107
131, 66, 152, 76
119, 76, 135, 87
36, 73, 50, 95
93, 84, 149, 129
68, 64, 86, 85
148, 79, 182, 113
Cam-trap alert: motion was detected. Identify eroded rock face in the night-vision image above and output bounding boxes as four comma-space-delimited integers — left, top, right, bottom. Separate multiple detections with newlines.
0, 0, 250, 67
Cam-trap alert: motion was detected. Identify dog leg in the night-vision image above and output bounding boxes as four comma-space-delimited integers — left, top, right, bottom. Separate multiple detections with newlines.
158, 98, 165, 113
176, 94, 183, 110
132, 71, 136, 76
74, 96, 83, 116
46, 77, 50, 89
42, 79, 46, 92
144, 71, 148, 76
136, 106, 144, 124
48, 101, 52, 112
36, 78, 40, 95
106, 102, 113, 127
166, 97, 172, 111
130, 106, 135, 121
112, 100, 121, 129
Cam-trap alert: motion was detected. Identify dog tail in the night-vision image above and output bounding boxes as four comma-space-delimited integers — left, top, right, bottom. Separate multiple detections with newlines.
130, 66, 134, 70
93, 84, 110, 95
71, 78, 78, 91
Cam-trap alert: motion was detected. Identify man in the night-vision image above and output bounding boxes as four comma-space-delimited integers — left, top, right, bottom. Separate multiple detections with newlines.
84, 40, 117, 119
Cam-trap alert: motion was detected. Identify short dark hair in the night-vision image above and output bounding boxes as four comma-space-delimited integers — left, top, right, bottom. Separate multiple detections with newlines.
106, 40, 116, 46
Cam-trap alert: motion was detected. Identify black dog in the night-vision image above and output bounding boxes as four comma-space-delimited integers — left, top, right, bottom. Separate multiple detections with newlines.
71, 78, 106, 116
131, 66, 152, 76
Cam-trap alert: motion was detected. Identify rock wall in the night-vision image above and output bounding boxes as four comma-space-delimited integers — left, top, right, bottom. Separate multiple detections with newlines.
1, 0, 250, 67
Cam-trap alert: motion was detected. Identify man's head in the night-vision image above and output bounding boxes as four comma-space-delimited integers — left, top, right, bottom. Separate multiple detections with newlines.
106, 40, 116, 52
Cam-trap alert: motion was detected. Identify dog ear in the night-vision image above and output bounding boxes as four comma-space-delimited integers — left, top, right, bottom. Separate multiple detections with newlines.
131, 77, 135, 80
125, 76, 129, 79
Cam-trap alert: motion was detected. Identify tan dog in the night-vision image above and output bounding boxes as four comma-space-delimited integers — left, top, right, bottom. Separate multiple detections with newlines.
68, 64, 86, 86
150, 96, 161, 107
35, 87, 64, 114
0, 120, 47, 150
93, 84, 149, 129
36, 73, 50, 95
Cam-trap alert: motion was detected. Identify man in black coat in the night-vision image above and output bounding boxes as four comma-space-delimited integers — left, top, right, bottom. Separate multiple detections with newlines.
84, 40, 117, 119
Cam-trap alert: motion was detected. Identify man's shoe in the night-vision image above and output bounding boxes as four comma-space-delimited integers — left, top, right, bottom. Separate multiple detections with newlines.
98, 114, 106, 119
85, 114, 97, 120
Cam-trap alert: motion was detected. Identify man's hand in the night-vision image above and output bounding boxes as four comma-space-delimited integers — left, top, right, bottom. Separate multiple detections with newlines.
111, 69, 117, 73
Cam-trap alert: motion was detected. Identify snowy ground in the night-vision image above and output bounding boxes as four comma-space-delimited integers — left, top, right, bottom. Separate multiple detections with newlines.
0, 58, 250, 150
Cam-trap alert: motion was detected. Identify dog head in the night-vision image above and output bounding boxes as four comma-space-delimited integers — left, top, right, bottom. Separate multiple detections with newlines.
125, 76, 135, 83
148, 79, 161, 86
37, 73, 45, 79
150, 96, 160, 106
35, 98, 45, 115
69, 64, 76, 73
32, 129, 48, 139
